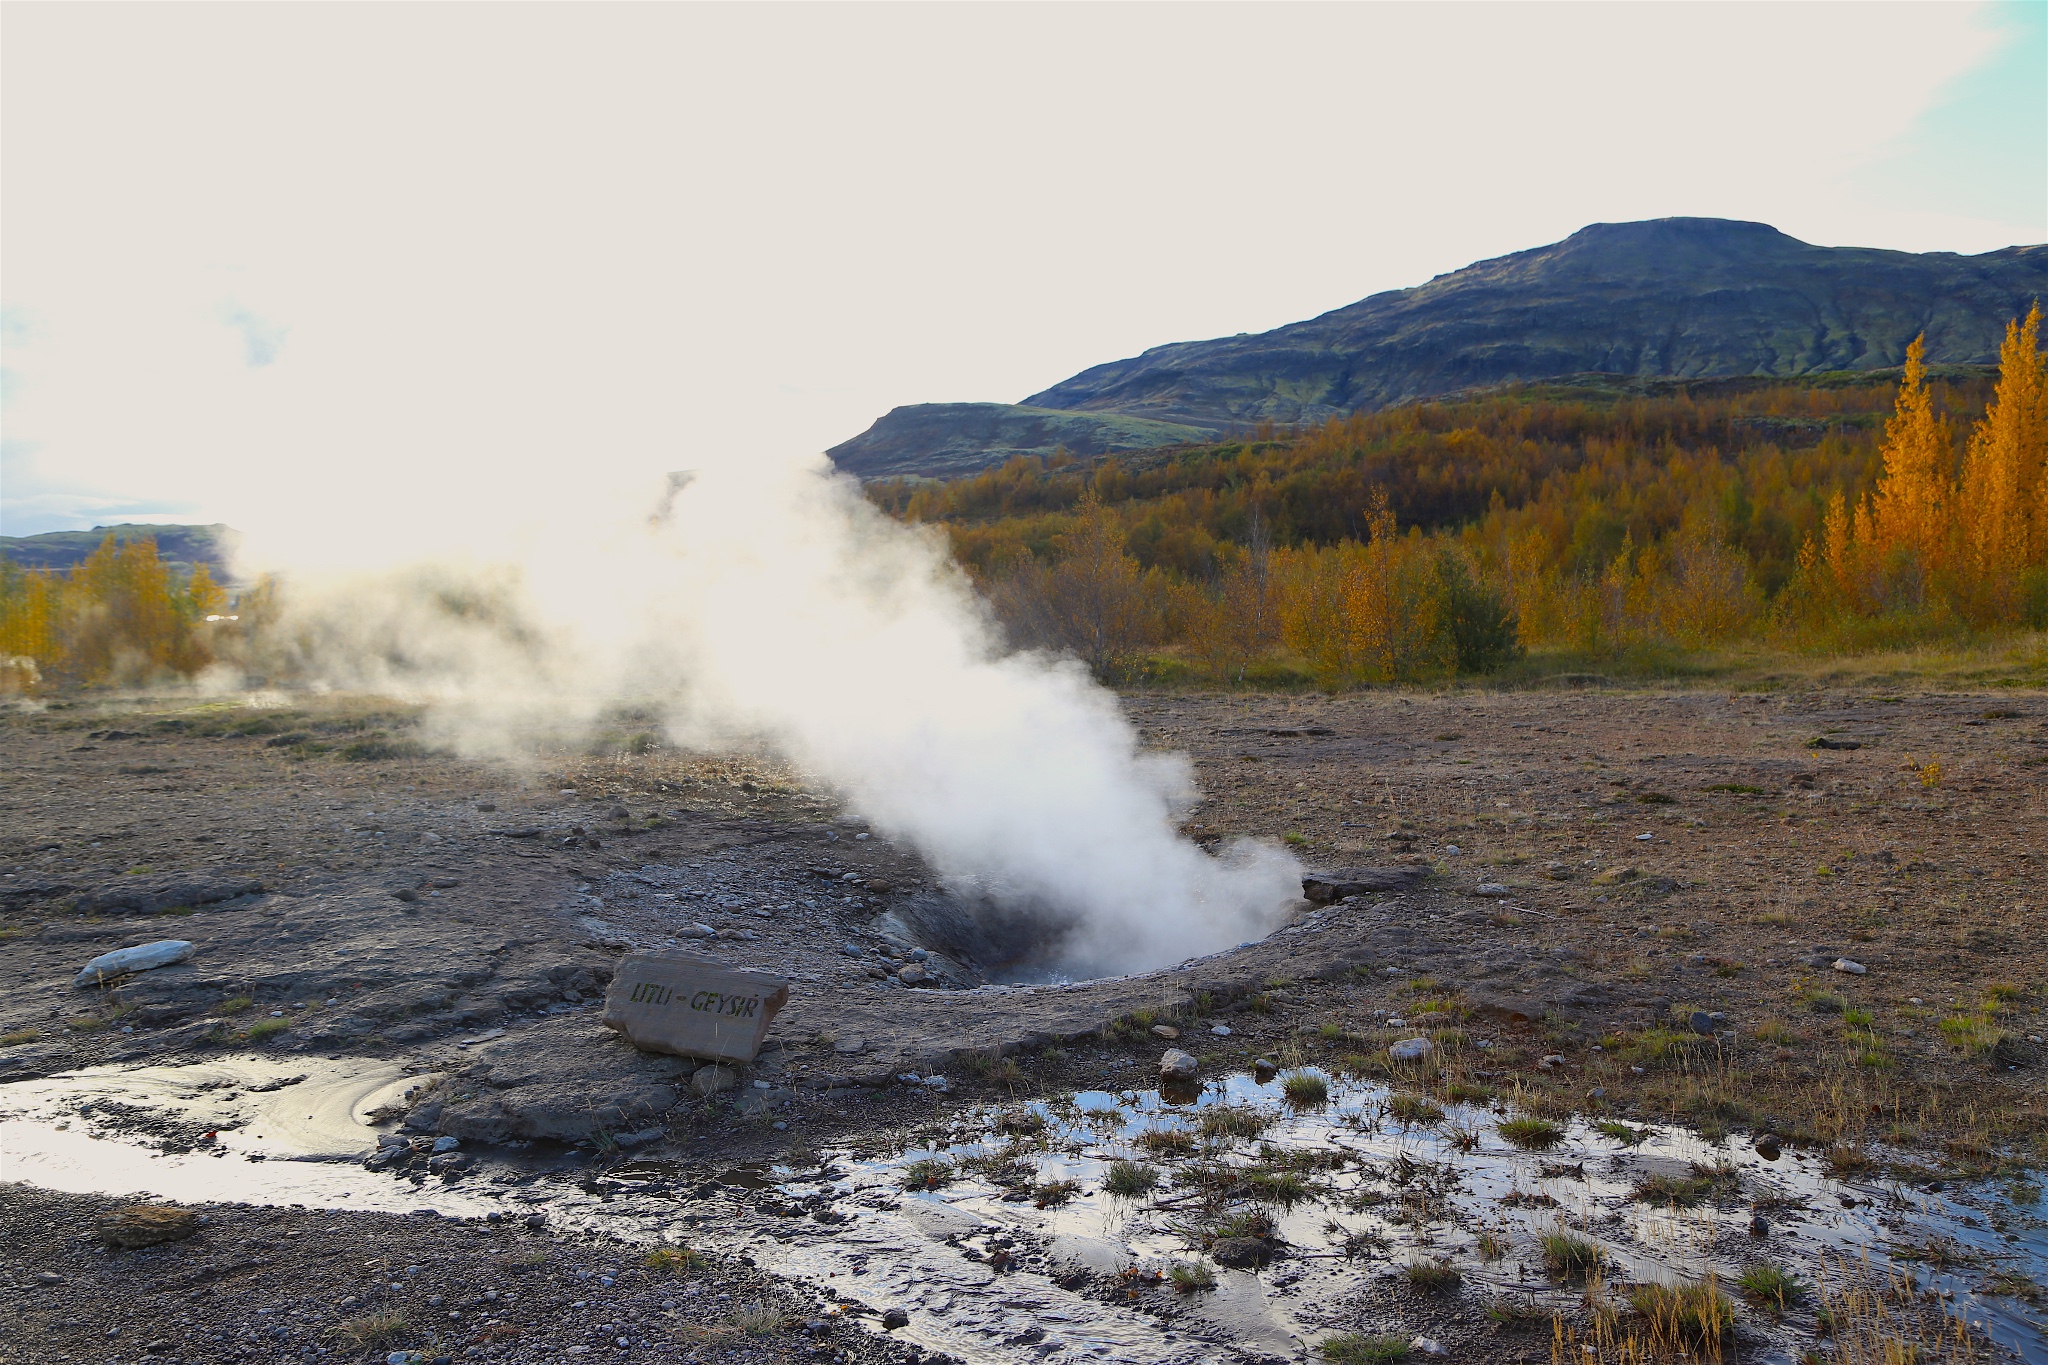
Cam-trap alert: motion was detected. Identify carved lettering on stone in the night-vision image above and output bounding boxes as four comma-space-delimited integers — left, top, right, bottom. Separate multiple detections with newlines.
601, 952, 790, 1063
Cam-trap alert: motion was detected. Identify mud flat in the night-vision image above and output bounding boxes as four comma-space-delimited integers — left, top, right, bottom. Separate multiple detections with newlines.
2, 685, 2045, 1362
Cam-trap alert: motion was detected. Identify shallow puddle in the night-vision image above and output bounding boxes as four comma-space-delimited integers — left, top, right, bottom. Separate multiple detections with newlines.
3, 1057, 2042, 1364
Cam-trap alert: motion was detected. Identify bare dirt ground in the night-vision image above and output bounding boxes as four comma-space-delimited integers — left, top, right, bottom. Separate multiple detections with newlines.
2, 684, 2044, 1365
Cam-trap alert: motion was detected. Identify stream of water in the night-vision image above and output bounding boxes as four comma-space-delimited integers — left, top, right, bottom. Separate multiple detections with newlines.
3, 1057, 2041, 1363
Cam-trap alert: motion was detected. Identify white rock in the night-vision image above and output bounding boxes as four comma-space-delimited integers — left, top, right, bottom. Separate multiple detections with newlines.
1158, 1049, 1199, 1080
1210, 1024, 1232, 1036
1412, 1337, 1448, 1356
1444, 845, 1462, 856
1635, 833, 1655, 841
1832, 958, 1868, 975
73, 940, 194, 987
1474, 884, 1511, 897
1388, 1037, 1432, 1063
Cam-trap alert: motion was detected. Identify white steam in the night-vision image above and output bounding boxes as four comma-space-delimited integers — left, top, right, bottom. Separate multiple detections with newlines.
244, 456, 1302, 978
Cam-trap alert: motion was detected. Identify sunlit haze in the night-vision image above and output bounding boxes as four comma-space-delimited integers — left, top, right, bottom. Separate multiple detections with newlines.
2, 1, 2041, 540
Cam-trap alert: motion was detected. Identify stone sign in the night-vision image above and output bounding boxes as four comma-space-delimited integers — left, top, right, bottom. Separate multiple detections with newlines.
601, 952, 789, 1064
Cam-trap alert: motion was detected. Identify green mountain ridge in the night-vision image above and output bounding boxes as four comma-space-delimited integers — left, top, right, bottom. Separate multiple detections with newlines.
828, 217, 2048, 479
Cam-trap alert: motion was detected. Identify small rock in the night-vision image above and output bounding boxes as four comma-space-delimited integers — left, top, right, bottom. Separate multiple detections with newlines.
33, 1272, 63, 1285
1544, 860, 1571, 879
614, 1127, 665, 1148
1537, 1054, 1566, 1070
73, 940, 195, 988
1253, 1057, 1278, 1081
1412, 1337, 1448, 1357
1754, 1135, 1782, 1160
881, 1308, 910, 1330
1389, 1037, 1432, 1063
1586, 1087, 1605, 1101
1385, 1017, 1407, 1028
1158, 1049, 1198, 1081
840, 943, 865, 957
1444, 845, 1462, 856
833, 1036, 867, 1055
897, 965, 929, 986
1688, 1010, 1717, 1036
921, 1075, 949, 1092
431, 1135, 461, 1153
1749, 1214, 1769, 1237
1209, 1024, 1232, 1037
97, 1206, 201, 1249
865, 880, 892, 894
1474, 883, 1511, 898
1150, 1025, 1180, 1040
690, 1066, 737, 1097
1833, 958, 1867, 975
1635, 833, 1655, 842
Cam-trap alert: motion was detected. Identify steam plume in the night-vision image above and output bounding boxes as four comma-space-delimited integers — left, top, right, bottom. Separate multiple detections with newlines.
246, 456, 1302, 978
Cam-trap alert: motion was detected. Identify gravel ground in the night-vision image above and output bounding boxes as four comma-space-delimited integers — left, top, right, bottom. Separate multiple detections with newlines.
0, 1184, 939, 1365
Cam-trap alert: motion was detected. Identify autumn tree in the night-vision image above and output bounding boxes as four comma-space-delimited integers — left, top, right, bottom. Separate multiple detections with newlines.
1868, 334, 1955, 584
1957, 304, 2047, 620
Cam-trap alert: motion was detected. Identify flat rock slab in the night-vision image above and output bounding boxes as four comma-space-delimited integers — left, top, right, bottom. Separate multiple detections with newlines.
1301, 866, 1426, 901
602, 953, 789, 1064
97, 1205, 201, 1248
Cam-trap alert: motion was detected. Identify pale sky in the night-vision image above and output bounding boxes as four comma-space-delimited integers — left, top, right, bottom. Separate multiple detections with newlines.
3, 1, 2043, 543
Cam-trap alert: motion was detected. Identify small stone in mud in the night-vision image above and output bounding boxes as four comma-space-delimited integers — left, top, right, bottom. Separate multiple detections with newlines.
691, 1066, 737, 1097
881, 1308, 910, 1330
1253, 1057, 1278, 1081
97, 1205, 201, 1249
1158, 1049, 1198, 1081
1754, 1134, 1782, 1160
1150, 1025, 1181, 1040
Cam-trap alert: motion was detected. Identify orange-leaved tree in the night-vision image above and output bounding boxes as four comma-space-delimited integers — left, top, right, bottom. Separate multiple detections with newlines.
1956, 304, 2048, 621
1867, 334, 1955, 591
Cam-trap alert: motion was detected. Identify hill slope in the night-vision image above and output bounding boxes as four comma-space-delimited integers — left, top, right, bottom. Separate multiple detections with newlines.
831, 218, 2046, 478
0, 523, 238, 580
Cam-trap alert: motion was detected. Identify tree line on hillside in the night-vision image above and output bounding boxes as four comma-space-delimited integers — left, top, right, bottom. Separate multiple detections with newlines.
4, 310, 2041, 694
875, 308, 2048, 682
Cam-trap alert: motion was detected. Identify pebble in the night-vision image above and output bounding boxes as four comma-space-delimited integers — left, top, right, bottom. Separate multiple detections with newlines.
1210, 1024, 1232, 1036
840, 944, 865, 957
1474, 883, 1510, 897
1444, 845, 1462, 856
431, 1136, 461, 1153
1635, 833, 1654, 841
1688, 1010, 1716, 1035
1412, 1337, 1448, 1356
1389, 1037, 1432, 1063
1833, 958, 1868, 975
690, 1066, 737, 1097
1158, 1049, 1199, 1080
881, 1307, 910, 1330
1537, 1054, 1566, 1070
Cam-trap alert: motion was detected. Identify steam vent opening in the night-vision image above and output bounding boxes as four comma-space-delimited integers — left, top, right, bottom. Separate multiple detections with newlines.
871, 890, 1097, 986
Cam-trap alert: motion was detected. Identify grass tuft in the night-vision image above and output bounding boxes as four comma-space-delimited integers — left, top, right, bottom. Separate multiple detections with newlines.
1103, 1160, 1160, 1198
1318, 1333, 1409, 1364
1281, 1071, 1330, 1106
1498, 1116, 1564, 1150
1540, 1231, 1601, 1278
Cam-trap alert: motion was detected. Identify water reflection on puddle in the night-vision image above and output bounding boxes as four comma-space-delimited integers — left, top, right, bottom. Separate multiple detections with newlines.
3, 1059, 2042, 1364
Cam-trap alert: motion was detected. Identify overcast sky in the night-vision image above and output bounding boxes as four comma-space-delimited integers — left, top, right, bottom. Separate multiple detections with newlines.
3, 1, 2043, 543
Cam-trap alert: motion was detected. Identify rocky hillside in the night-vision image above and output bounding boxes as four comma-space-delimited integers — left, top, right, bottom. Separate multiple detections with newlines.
831, 218, 2047, 479
0, 522, 238, 580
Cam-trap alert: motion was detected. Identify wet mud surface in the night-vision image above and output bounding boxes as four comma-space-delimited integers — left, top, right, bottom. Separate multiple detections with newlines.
3, 685, 2045, 1362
